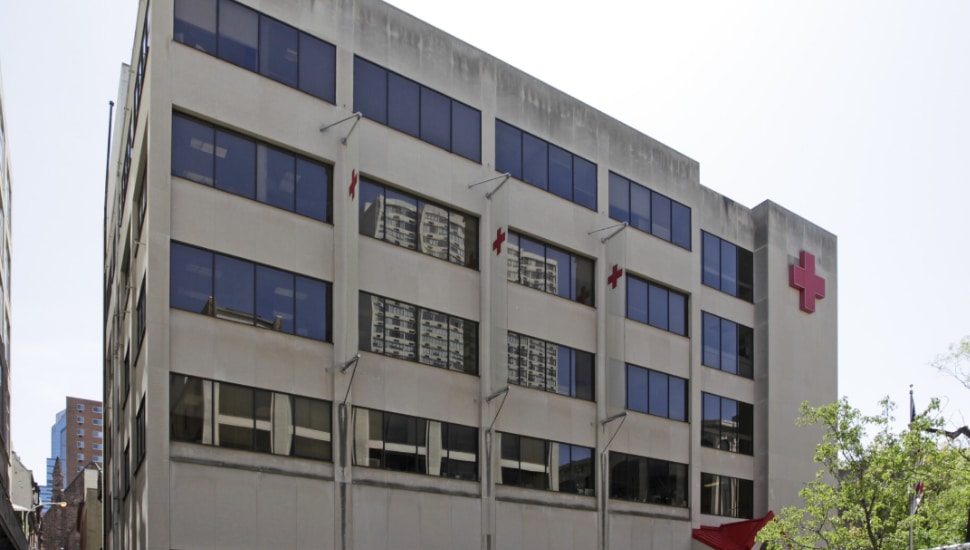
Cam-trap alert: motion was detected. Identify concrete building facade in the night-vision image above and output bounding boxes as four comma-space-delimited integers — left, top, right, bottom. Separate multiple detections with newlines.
102, 1, 837, 549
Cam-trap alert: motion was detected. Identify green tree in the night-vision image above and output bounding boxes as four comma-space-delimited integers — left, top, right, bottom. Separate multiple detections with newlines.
756, 398, 970, 549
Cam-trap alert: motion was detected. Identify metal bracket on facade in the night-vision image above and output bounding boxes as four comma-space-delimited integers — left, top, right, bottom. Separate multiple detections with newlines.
467, 173, 511, 199
319, 112, 362, 145
588, 221, 628, 243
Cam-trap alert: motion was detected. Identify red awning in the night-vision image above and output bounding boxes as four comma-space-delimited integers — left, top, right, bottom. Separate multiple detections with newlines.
691, 511, 775, 550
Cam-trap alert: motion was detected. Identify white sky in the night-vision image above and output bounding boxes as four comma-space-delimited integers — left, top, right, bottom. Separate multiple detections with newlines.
0, 0, 968, 478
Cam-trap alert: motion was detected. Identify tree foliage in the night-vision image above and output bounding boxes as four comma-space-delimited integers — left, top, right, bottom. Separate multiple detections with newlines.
756, 397, 970, 549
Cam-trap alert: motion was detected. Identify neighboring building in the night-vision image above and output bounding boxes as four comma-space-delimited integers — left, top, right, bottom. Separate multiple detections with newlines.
102, 1, 837, 549
0, 63, 28, 550
40, 464, 101, 550
40, 397, 103, 510
9, 452, 40, 549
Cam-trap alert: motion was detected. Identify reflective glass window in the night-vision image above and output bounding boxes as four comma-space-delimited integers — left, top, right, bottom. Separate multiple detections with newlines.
608, 171, 690, 249
170, 375, 211, 444
298, 32, 336, 102
630, 183, 651, 232
648, 284, 669, 331
295, 158, 331, 223
700, 473, 753, 518
256, 266, 294, 333
358, 179, 385, 239
626, 364, 688, 421
548, 144, 573, 200
626, 365, 648, 413
257, 144, 296, 211
651, 193, 671, 241
291, 395, 331, 460
702, 231, 753, 301
388, 73, 420, 137
214, 255, 254, 320
608, 172, 629, 223
420, 87, 451, 150
170, 243, 212, 313
671, 202, 691, 249
573, 157, 597, 210
172, 116, 214, 186
546, 246, 571, 300
648, 370, 669, 417
702, 313, 721, 368
451, 101, 481, 163
626, 277, 648, 324
214, 129, 256, 198
354, 57, 388, 124
495, 120, 522, 180
668, 292, 686, 336
218, 0, 258, 71
259, 15, 298, 87
522, 133, 548, 190
174, 0, 217, 53
295, 276, 330, 341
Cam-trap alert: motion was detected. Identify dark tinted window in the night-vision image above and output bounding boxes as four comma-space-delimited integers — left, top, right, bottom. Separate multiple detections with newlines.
609, 451, 688, 507
388, 73, 419, 136
626, 274, 687, 336
701, 473, 753, 518
420, 87, 451, 150
702, 393, 754, 455
626, 364, 688, 421
295, 276, 330, 341
174, 0, 216, 53
257, 144, 296, 210
295, 158, 331, 223
171, 116, 214, 186
298, 33, 336, 102
702, 232, 753, 301
256, 266, 294, 333
507, 332, 594, 400
495, 120, 522, 180
354, 57, 388, 124
170, 243, 212, 313
507, 231, 594, 306
214, 129, 255, 198
451, 102, 481, 163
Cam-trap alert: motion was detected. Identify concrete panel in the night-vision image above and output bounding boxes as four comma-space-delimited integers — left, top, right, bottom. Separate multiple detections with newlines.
496, 501, 596, 550
352, 484, 481, 550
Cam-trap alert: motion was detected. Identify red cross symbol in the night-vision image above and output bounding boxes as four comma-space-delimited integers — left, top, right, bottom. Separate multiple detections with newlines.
349, 169, 358, 200
492, 227, 506, 255
608, 264, 624, 289
789, 251, 825, 313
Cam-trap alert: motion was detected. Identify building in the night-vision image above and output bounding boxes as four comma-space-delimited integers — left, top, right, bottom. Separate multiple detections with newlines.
39, 465, 101, 550
102, 1, 837, 549
39, 397, 104, 511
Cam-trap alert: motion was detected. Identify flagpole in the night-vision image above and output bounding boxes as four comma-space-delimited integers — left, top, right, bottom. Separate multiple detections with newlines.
909, 385, 914, 550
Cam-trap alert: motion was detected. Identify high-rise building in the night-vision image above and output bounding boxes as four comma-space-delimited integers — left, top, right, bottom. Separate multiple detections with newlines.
102, 1, 837, 549
0, 63, 28, 550
39, 398, 104, 514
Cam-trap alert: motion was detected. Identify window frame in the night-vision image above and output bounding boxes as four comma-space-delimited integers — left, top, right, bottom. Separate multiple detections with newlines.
701, 392, 754, 455
701, 311, 754, 378
507, 231, 595, 306
608, 451, 689, 507
625, 273, 688, 336
608, 171, 691, 249
701, 231, 754, 302
624, 363, 688, 422
506, 331, 594, 401
700, 472, 754, 519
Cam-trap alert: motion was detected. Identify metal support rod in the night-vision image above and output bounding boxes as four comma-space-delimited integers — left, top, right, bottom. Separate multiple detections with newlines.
320, 112, 362, 144
600, 412, 627, 457
588, 221, 628, 243
467, 173, 511, 199
486, 388, 510, 435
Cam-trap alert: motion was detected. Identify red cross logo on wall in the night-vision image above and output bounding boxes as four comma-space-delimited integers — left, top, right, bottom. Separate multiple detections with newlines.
492, 227, 506, 255
789, 251, 825, 313
349, 169, 359, 200
608, 264, 624, 289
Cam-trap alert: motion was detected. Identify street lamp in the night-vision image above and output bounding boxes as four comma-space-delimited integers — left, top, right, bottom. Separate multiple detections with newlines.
32, 501, 67, 511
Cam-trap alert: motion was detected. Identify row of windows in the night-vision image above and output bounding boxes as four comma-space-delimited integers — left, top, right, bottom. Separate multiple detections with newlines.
354, 57, 481, 162
608, 172, 691, 250
507, 332, 594, 401
135, 398, 146, 471
120, 6, 151, 203
702, 312, 754, 378
359, 292, 478, 374
508, 232, 594, 306
702, 232, 753, 301
171, 114, 332, 223
359, 178, 478, 269
625, 364, 688, 422
627, 274, 688, 336
496, 120, 597, 210
702, 393, 754, 455
174, 0, 336, 102
166, 376, 751, 514
170, 242, 332, 342
499, 433, 594, 496
352, 407, 478, 481
170, 374, 332, 461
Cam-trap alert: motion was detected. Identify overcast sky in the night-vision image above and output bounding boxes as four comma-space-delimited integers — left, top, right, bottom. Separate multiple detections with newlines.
0, 0, 968, 478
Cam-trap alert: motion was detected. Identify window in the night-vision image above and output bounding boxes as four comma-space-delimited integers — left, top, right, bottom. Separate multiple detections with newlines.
77, 466, 83, 473
625, 364, 688, 421
77, 429, 84, 437
93, 443, 103, 451
123, 443, 130, 497
135, 398, 146, 469
353, 57, 481, 162
495, 120, 597, 210
701, 393, 753, 455
626, 274, 687, 336
77, 403, 85, 411
93, 456, 103, 463
608, 172, 690, 249
94, 431, 103, 439
77, 416, 84, 424
173, 0, 336, 102
170, 374, 333, 461
609, 452, 688, 507
77, 453, 84, 461
498, 433, 594, 495
702, 232, 753, 301
171, 114, 333, 223
507, 332, 594, 400
359, 292, 478, 374
702, 312, 754, 378
352, 407, 478, 480
358, 178, 479, 269
507, 232, 594, 306
135, 277, 146, 359
123, 348, 131, 407
93, 419, 103, 426
701, 473, 753, 519
93, 406, 103, 414
77, 441, 85, 449
170, 242, 332, 342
